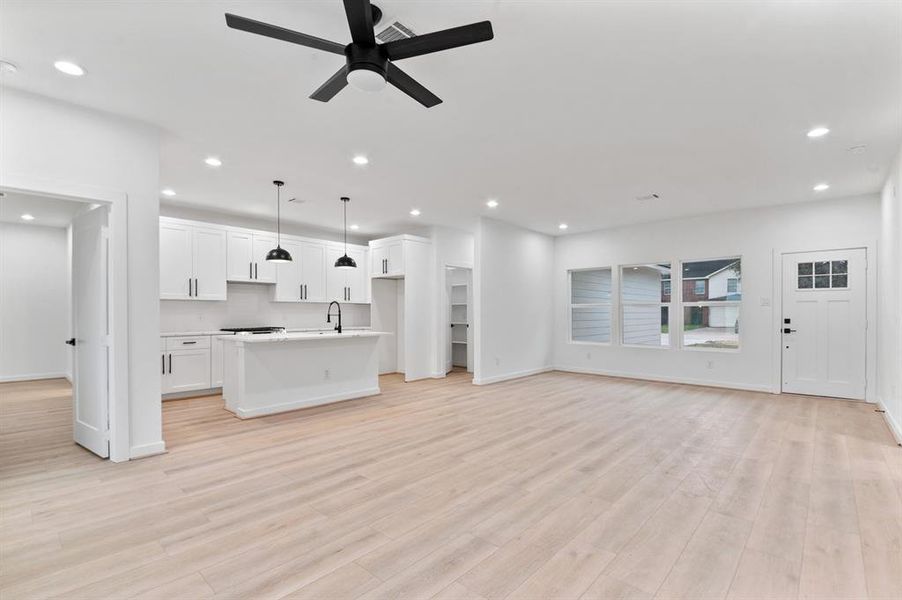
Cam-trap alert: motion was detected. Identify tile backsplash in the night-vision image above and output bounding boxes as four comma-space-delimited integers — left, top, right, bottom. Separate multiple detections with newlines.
160, 282, 371, 332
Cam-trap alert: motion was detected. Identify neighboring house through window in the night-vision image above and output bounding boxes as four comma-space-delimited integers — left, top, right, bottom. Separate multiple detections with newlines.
681, 258, 741, 350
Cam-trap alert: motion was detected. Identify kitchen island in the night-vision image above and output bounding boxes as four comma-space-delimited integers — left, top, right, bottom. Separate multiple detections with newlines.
220, 330, 388, 418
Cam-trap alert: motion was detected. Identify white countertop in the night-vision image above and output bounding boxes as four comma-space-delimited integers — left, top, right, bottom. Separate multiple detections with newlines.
160, 327, 371, 338
221, 330, 390, 343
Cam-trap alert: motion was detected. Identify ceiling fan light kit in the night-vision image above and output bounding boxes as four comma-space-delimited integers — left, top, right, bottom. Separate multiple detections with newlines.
225, 0, 494, 108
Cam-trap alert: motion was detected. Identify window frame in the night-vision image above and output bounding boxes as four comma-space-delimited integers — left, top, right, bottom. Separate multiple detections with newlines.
620, 262, 673, 350
568, 267, 614, 346
680, 256, 742, 353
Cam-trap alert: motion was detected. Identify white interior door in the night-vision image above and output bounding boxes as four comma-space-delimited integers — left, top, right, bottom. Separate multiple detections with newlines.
781, 248, 867, 400
72, 205, 111, 457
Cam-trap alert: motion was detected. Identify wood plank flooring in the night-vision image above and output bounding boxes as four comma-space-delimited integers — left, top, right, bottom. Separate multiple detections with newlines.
1, 372, 900, 600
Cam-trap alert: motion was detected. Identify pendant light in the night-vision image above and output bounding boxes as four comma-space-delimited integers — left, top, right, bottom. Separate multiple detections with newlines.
334, 196, 357, 269
265, 180, 292, 263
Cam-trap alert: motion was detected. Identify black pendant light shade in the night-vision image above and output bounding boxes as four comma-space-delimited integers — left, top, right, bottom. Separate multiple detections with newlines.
266, 180, 292, 263
334, 196, 357, 269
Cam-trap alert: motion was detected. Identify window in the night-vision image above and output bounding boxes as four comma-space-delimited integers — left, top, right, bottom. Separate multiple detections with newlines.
797, 260, 847, 289
570, 268, 612, 343
681, 258, 741, 350
662, 279, 671, 296
621, 263, 671, 347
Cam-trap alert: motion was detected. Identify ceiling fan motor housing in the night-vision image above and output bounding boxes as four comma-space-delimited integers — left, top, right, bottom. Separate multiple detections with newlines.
345, 43, 388, 80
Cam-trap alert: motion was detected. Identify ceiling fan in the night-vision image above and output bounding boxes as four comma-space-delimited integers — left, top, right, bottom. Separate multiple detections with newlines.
225, 0, 493, 108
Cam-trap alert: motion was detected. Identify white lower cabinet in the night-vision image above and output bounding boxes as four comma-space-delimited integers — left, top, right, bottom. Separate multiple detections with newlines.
211, 335, 224, 388
161, 336, 212, 395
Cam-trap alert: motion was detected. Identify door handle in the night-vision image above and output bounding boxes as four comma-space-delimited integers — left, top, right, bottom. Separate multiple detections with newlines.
65, 338, 76, 346
783, 328, 797, 334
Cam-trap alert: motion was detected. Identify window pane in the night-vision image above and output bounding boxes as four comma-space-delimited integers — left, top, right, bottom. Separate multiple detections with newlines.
798, 263, 813, 276
815, 261, 830, 275
571, 269, 612, 304
571, 306, 611, 343
798, 276, 813, 289
622, 264, 671, 302
682, 258, 741, 301
815, 275, 830, 288
832, 274, 848, 288
683, 306, 739, 349
832, 260, 847, 274
623, 304, 669, 346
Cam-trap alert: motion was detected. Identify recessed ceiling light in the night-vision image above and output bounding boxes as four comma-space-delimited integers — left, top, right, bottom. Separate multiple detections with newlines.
486, 199, 499, 208
204, 156, 222, 167
558, 223, 568, 230
161, 188, 176, 197
21, 213, 35, 221
409, 209, 421, 216
813, 183, 830, 192
350, 224, 360, 230
807, 127, 830, 138
0, 60, 18, 74
53, 60, 85, 76
352, 155, 369, 165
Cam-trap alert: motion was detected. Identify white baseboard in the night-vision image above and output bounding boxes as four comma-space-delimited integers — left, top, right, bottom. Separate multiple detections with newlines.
553, 364, 773, 394
130, 441, 167, 460
473, 366, 554, 386
231, 386, 381, 419
0, 372, 70, 383
877, 400, 902, 446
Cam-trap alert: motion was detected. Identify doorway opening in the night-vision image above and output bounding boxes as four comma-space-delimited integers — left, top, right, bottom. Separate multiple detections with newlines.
0, 189, 119, 458
445, 266, 473, 377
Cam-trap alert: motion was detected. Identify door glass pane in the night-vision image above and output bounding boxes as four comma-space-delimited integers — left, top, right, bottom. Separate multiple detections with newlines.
683, 306, 739, 349
815, 275, 830, 288
798, 263, 813, 276
571, 306, 611, 343
831, 274, 848, 288
832, 260, 847, 274
815, 261, 830, 275
798, 276, 813, 289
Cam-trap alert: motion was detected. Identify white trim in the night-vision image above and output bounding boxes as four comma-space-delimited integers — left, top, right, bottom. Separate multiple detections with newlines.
231, 386, 381, 419
1, 173, 132, 462
472, 366, 553, 386
878, 400, 902, 446
0, 372, 70, 383
129, 441, 167, 459
555, 364, 772, 393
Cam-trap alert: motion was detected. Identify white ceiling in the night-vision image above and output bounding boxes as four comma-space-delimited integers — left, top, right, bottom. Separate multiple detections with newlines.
1, 1, 900, 237
0, 192, 90, 227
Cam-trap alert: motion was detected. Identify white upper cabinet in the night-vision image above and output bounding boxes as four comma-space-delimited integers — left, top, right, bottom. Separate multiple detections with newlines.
273, 240, 327, 302
370, 238, 404, 277
160, 220, 226, 301
227, 230, 277, 283
327, 245, 368, 303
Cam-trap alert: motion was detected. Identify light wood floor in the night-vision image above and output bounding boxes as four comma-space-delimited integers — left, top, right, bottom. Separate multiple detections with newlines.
2, 372, 901, 600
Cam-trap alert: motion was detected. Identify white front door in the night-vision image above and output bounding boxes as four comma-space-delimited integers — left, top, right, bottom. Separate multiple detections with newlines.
72, 205, 111, 457
781, 248, 867, 400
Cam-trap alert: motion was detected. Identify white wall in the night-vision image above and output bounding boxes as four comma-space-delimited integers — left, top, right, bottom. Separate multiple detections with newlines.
160, 283, 370, 332
474, 217, 554, 384
0, 223, 70, 382
554, 195, 881, 394
1, 89, 162, 459
878, 148, 902, 442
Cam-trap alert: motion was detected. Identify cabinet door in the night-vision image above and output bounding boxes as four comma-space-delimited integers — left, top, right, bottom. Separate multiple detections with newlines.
167, 349, 212, 393
326, 246, 348, 302
227, 231, 254, 282
192, 227, 227, 301
370, 245, 387, 276
273, 240, 303, 302
346, 248, 368, 302
300, 242, 327, 302
252, 234, 278, 283
387, 242, 403, 275
160, 222, 193, 299
211, 336, 224, 388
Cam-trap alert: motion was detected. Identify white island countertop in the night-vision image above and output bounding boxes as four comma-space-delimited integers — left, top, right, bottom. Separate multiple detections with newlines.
221, 331, 389, 343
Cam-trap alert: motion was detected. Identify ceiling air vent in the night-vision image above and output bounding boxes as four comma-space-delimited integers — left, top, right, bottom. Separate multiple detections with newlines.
376, 21, 416, 43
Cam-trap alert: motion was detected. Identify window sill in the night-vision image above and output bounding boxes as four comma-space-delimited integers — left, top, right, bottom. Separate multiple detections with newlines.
569, 340, 612, 347
682, 345, 741, 354
620, 343, 672, 350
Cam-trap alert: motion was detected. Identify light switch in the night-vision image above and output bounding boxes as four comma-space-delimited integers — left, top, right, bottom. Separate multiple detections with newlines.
760, 297, 771, 307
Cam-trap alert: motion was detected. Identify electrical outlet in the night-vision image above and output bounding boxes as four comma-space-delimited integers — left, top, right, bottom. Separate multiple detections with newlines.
324, 369, 330, 380
706, 360, 714, 369
494, 357, 500, 367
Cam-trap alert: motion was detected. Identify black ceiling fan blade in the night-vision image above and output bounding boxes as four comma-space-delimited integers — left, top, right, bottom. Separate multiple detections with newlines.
382, 21, 493, 61
386, 63, 442, 108
310, 66, 349, 102
225, 13, 346, 55
342, 0, 376, 45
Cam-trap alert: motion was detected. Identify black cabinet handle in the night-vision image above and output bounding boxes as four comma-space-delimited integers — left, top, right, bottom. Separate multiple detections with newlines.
168, 353, 172, 374
162, 354, 165, 374
249, 262, 252, 279
195, 278, 198, 296
188, 278, 192, 297
182, 341, 197, 345
255, 263, 258, 279
304, 284, 308, 299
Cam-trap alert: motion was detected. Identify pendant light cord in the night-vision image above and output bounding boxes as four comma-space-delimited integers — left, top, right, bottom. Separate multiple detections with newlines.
276, 184, 281, 246
343, 199, 348, 254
